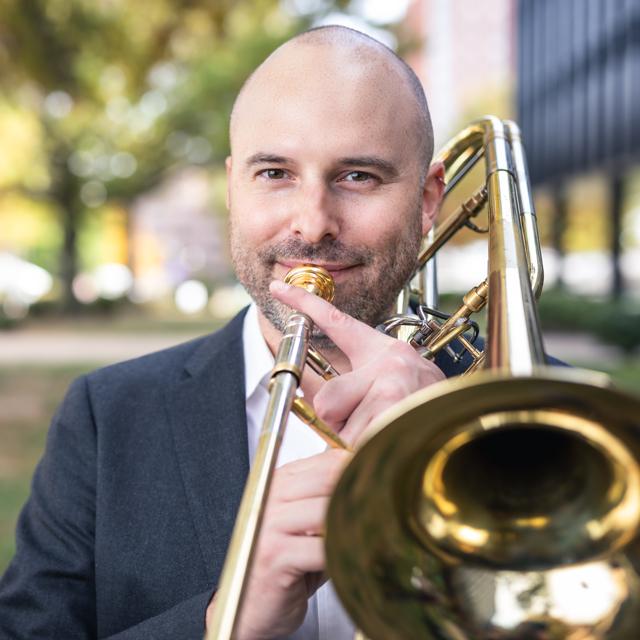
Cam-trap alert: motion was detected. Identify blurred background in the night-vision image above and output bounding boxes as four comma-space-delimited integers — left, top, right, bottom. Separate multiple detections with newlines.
1, 0, 639, 571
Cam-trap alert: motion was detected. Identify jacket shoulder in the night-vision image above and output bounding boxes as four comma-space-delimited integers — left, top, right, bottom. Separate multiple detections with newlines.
85, 307, 248, 392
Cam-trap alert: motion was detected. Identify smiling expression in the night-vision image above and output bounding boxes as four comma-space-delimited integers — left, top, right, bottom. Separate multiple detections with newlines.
227, 33, 441, 342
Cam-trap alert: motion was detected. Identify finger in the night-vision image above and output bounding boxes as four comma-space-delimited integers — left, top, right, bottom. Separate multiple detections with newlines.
313, 343, 445, 433
338, 387, 410, 446
269, 496, 329, 535
340, 363, 446, 445
339, 396, 400, 446
269, 280, 390, 365
270, 536, 325, 574
312, 370, 374, 429
272, 449, 351, 502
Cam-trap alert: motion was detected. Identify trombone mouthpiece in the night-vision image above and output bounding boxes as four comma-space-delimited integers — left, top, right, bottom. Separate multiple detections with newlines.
284, 265, 335, 303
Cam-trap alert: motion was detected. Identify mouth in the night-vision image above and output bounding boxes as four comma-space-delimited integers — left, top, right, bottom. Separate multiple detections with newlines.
275, 261, 360, 281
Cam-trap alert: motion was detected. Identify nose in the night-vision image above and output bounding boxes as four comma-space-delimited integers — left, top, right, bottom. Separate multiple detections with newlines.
289, 180, 339, 244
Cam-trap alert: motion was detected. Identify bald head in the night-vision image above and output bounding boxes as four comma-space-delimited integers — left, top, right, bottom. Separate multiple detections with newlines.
226, 26, 445, 339
229, 25, 434, 172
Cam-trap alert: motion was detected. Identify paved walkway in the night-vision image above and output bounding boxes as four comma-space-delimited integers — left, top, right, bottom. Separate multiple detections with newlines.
0, 329, 204, 365
0, 327, 623, 366
543, 332, 624, 366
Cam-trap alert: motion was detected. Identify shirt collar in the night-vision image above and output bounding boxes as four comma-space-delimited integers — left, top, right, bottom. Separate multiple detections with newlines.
242, 303, 275, 400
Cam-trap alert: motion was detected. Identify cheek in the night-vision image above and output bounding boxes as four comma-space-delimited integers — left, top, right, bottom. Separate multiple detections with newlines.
347, 209, 415, 253
229, 205, 283, 249
230, 184, 292, 245
342, 187, 422, 244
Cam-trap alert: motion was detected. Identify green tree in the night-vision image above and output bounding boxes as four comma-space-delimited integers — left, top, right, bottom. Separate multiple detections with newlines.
0, 0, 351, 310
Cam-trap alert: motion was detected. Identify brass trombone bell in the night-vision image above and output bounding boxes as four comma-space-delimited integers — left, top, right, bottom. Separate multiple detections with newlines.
326, 369, 640, 639
324, 116, 640, 639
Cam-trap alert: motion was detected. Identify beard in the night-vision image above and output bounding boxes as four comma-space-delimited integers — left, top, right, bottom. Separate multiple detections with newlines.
230, 210, 422, 350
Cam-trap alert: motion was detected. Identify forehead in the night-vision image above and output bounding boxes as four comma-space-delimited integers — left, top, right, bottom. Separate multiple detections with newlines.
230, 43, 421, 164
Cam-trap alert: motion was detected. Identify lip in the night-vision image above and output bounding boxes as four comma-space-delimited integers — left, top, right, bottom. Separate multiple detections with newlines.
275, 261, 360, 279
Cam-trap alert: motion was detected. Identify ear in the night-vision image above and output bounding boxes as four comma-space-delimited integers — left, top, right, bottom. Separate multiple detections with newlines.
225, 156, 232, 210
421, 161, 445, 235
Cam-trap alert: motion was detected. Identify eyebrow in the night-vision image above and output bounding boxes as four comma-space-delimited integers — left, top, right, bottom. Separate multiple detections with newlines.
244, 152, 400, 178
337, 156, 399, 178
245, 153, 293, 168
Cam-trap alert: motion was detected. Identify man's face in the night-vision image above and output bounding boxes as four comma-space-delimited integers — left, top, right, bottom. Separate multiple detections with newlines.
227, 44, 436, 340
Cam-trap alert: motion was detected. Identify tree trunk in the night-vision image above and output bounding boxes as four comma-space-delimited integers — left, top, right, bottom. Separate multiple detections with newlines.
551, 182, 567, 290
610, 171, 625, 300
59, 202, 81, 312
52, 144, 81, 313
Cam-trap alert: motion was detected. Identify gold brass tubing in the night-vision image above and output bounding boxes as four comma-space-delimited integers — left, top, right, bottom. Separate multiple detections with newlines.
206, 266, 335, 640
421, 228, 438, 311
206, 370, 300, 640
429, 116, 546, 375
285, 264, 335, 301
441, 146, 484, 196
396, 324, 421, 343
483, 116, 512, 176
422, 322, 470, 360
460, 279, 489, 314
271, 313, 313, 379
292, 397, 352, 452
325, 119, 640, 639
505, 120, 544, 298
521, 215, 544, 299
435, 122, 485, 179
307, 345, 339, 380
395, 284, 412, 315
485, 167, 545, 374
450, 117, 544, 374
422, 280, 488, 357
417, 188, 488, 269
456, 333, 482, 362
462, 351, 485, 375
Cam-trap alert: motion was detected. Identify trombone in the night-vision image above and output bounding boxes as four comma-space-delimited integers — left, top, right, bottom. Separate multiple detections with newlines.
326, 117, 640, 639
205, 265, 349, 640
208, 116, 640, 639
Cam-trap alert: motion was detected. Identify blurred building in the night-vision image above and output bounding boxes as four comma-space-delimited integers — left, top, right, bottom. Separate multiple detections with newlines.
401, 0, 517, 293
130, 169, 228, 302
401, 0, 640, 298
518, 0, 640, 297
518, 0, 639, 185
404, 0, 515, 145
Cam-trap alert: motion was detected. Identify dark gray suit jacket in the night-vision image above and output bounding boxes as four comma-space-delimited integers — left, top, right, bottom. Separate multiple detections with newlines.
0, 311, 250, 639
0, 307, 501, 639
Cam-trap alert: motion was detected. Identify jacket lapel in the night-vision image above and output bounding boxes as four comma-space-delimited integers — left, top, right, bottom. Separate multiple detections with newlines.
164, 309, 249, 585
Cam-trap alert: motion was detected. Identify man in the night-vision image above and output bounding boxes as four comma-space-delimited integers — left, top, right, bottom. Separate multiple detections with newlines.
0, 25, 447, 639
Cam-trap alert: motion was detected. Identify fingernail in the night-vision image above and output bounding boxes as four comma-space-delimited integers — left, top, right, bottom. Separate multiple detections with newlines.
270, 280, 290, 293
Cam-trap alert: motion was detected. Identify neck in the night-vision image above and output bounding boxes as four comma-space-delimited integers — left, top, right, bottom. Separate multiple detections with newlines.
257, 310, 351, 402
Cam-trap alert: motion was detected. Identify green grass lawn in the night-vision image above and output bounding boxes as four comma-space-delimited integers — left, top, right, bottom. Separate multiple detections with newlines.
578, 359, 640, 395
0, 365, 96, 572
0, 357, 639, 575
14, 309, 225, 335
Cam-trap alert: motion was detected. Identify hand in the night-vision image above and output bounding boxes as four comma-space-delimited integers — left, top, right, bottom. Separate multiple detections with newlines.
270, 279, 446, 446
205, 449, 350, 640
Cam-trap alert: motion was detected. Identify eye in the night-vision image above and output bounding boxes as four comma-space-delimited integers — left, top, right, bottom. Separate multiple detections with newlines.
259, 168, 287, 180
341, 171, 376, 183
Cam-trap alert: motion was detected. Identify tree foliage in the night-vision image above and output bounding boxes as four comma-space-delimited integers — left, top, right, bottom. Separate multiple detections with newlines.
0, 0, 346, 309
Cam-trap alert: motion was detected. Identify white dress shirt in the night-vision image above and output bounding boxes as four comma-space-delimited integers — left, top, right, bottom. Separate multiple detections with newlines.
242, 303, 355, 640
